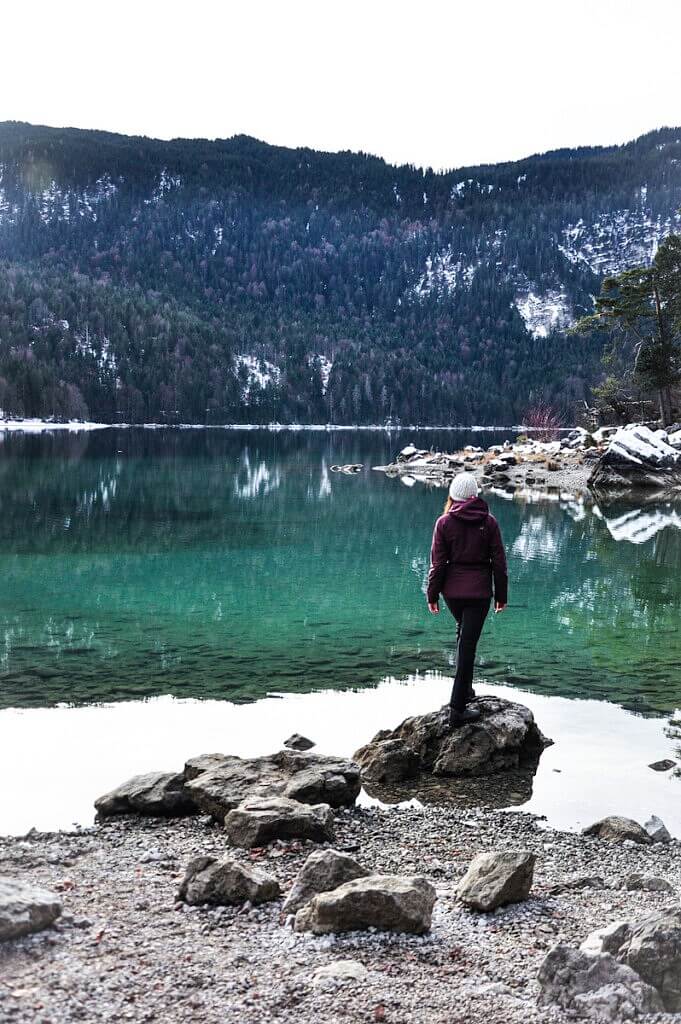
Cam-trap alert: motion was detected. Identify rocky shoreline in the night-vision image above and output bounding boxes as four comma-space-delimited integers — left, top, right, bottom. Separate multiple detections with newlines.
2, 701, 680, 1023
2, 804, 680, 1024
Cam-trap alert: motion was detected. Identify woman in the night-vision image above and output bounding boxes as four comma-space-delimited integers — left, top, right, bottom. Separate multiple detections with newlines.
427, 471, 508, 728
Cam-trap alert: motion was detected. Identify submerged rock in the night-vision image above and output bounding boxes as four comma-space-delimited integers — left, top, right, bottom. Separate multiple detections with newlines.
0, 877, 62, 941
283, 848, 369, 915
95, 771, 196, 818
583, 816, 652, 845
177, 855, 280, 906
184, 750, 360, 820
225, 796, 334, 847
457, 850, 535, 911
538, 945, 663, 1019
354, 697, 551, 783
294, 874, 436, 936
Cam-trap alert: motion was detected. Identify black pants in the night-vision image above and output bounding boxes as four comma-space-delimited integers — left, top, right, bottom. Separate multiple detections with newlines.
444, 598, 490, 713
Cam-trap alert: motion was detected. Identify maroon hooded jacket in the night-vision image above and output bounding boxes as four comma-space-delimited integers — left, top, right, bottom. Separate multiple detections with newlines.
427, 496, 508, 605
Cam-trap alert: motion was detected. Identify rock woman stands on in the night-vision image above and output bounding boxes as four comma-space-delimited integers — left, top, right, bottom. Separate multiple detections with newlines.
427, 472, 508, 728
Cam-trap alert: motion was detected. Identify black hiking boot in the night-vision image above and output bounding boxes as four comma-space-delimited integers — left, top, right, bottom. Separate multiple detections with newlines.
449, 706, 481, 729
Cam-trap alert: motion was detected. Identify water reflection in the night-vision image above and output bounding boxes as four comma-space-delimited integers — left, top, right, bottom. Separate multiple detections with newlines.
0, 429, 681, 715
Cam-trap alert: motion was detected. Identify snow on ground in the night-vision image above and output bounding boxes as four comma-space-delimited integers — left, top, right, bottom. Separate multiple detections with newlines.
75, 332, 117, 374
144, 168, 182, 205
558, 204, 681, 276
234, 354, 282, 403
607, 424, 681, 465
450, 179, 497, 199
515, 285, 573, 338
0, 420, 109, 433
414, 247, 477, 296
307, 354, 333, 394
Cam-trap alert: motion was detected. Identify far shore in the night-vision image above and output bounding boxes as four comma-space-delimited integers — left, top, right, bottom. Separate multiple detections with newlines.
0, 419, 575, 434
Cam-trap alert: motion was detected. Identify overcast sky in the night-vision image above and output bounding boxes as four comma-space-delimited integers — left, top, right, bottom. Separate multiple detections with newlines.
3, 0, 681, 171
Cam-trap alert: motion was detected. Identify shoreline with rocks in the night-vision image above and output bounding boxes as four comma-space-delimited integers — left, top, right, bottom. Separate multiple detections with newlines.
2, 700, 680, 1023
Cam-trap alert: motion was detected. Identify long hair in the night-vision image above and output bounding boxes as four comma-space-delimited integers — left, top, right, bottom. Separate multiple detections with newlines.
443, 495, 454, 515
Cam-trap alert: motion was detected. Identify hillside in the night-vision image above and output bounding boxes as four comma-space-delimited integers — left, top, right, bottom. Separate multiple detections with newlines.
1, 122, 681, 424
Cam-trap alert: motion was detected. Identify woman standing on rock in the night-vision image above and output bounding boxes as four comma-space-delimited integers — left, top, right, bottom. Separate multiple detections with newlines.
427, 472, 508, 728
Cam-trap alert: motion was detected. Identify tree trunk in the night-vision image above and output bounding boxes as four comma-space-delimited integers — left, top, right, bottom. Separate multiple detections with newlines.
658, 386, 673, 426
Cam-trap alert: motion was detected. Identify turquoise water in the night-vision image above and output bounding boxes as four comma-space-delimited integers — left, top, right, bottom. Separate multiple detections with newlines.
1, 427, 680, 715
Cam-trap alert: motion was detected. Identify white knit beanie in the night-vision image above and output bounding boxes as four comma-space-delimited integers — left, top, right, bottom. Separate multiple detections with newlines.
448, 471, 479, 501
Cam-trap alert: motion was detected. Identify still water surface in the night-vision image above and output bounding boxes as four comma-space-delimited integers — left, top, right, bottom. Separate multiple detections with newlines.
1, 428, 680, 834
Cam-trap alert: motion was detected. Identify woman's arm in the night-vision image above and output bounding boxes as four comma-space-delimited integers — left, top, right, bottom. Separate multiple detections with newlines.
426, 517, 448, 606
489, 518, 508, 607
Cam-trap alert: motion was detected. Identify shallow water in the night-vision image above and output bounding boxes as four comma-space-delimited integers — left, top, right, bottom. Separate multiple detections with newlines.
0, 428, 680, 834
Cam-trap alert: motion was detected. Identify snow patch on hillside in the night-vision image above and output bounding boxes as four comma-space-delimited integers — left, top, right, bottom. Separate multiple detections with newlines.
451, 180, 497, 199
414, 248, 477, 296
145, 168, 182, 205
308, 354, 333, 394
75, 332, 117, 374
558, 205, 681, 276
235, 354, 281, 403
515, 286, 572, 338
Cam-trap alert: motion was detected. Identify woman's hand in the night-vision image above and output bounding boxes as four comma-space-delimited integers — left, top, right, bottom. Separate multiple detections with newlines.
428, 601, 439, 614
494, 602, 507, 613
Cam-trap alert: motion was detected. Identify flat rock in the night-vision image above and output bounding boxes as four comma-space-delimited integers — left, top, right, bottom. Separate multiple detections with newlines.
225, 796, 334, 848
283, 848, 369, 914
0, 877, 62, 941
354, 697, 551, 782
648, 759, 676, 772
312, 960, 368, 987
177, 855, 280, 906
623, 874, 674, 893
583, 816, 652, 845
94, 771, 196, 817
538, 945, 663, 1019
457, 850, 535, 912
184, 750, 360, 819
284, 734, 316, 751
295, 874, 435, 935
581, 921, 633, 956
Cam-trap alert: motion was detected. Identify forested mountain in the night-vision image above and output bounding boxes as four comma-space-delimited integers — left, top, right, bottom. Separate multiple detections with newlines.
1, 121, 681, 424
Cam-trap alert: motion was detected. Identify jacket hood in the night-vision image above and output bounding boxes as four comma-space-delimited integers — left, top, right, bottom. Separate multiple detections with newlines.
448, 495, 489, 522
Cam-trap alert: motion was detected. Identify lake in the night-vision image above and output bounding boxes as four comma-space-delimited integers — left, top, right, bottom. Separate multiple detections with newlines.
1, 427, 680, 835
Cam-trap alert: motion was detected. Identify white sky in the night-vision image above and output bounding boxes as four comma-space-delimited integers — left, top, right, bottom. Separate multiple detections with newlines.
2, 0, 681, 171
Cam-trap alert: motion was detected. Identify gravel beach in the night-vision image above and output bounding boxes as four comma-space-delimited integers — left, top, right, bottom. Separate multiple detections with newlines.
2, 803, 680, 1023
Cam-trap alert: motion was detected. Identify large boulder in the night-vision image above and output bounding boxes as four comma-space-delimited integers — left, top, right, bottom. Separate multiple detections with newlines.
283, 849, 369, 915
225, 796, 334, 848
184, 750, 360, 819
294, 874, 436, 936
583, 816, 652, 845
645, 815, 672, 843
95, 771, 196, 817
457, 850, 535, 912
354, 697, 551, 781
0, 877, 62, 941
590, 424, 681, 493
177, 855, 280, 906
538, 945, 663, 1019
352, 737, 419, 785
618, 909, 681, 1012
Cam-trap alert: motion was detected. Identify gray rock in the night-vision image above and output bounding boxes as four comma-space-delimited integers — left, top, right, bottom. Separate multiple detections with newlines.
283, 848, 369, 914
580, 921, 633, 956
457, 850, 535, 912
589, 424, 681, 493
185, 750, 360, 819
622, 874, 675, 893
94, 771, 196, 817
225, 796, 334, 848
177, 855, 279, 906
0, 877, 62, 941
312, 960, 368, 987
538, 945, 663, 1019
283, 734, 316, 751
583, 816, 652, 845
352, 737, 419, 784
549, 876, 606, 895
645, 815, 672, 843
354, 697, 551, 781
294, 874, 435, 935
648, 759, 676, 772
618, 908, 681, 1011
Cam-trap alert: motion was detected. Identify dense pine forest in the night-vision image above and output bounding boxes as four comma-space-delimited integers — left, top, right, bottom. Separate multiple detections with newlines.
1, 121, 681, 424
